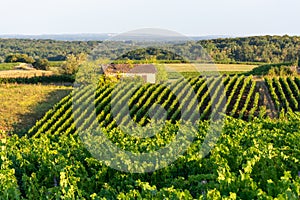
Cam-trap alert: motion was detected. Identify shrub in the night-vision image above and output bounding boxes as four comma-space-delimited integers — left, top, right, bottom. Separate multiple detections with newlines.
33, 58, 50, 70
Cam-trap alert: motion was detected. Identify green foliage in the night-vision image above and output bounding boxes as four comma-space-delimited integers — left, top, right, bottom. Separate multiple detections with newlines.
115, 47, 187, 62
200, 35, 300, 63
1, 35, 300, 65
0, 75, 74, 84
265, 77, 300, 112
5, 54, 35, 64
2, 112, 300, 199
0, 135, 21, 199
2, 76, 300, 198
0, 39, 98, 62
20, 75, 300, 135
168, 72, 244, 79
246, 62, 294, 76
33, 58, 49, 70
267, 66, 296, 76
48, 61, 64, 68
155, 64, 168, 83
28, 76, 264, 140
4, 54, 52, 71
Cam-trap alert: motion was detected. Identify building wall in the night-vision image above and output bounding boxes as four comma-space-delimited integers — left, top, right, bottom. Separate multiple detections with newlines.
124, 73, 156, 84
146, 74, 156, 84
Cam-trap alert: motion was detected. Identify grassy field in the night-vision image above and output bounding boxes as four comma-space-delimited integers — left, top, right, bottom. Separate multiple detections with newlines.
0, 84, 72, 134
48, 61, 64, 67
0, 62, 21, 71
164, 63, 258, 72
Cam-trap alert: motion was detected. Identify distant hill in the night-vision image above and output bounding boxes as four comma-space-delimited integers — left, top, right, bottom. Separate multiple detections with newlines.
0, 35, 299, 64
0, 34, 231, 41
0, 34, 114, 41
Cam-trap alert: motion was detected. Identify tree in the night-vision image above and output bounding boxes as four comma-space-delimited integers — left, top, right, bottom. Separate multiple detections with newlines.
156, 64, 168, 83
33, 58, 49, 70
4, 54, 35, 64
127, 59, 134, 68
62, 53, 87, 75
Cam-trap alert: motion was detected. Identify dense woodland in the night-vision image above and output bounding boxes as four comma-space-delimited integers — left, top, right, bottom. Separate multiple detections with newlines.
0, 39, 98, 62
201, 35, 300, 63
0, 35, 299, 64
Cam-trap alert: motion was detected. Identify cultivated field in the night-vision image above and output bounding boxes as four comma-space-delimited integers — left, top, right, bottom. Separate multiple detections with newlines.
28, 76, 300, 138
0, 64, 299, 199
2, 75, 296, 199
164, 63, 258, 72
0, 69, 53, 78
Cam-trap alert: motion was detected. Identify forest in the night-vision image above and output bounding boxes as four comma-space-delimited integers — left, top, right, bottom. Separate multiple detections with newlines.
0, 39, 99, 62
0, 35, 299, 64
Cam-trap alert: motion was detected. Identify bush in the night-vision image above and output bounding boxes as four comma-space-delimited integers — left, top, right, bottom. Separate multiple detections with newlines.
33, 58, 50, 70
62, 53, 87, 75
0, 75, 74, 84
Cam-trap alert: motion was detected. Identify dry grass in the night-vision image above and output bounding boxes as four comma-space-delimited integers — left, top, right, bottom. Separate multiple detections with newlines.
0, 84, 72, 134
0, 69, 53, 78
164, 63, 258, 72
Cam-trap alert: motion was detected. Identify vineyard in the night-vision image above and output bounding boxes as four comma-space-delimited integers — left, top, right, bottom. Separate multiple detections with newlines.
265, 77, 300, 112
28, 75, 265, 138
0, 75, 300, 199
27, 75, 300, 138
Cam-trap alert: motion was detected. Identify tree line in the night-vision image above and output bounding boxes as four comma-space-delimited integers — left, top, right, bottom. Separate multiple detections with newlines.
0, 39, 99, 63
1, 35, 300, 65
199, 35, 300, 63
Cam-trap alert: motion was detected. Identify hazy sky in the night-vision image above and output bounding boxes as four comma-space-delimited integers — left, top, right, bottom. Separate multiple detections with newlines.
0, 0, 299, 36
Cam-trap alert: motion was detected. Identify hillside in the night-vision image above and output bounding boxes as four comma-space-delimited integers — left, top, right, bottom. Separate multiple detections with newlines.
0, 75, 300, 198
0, 35, 299, 64
27, 76, 300, 138
0, 105, 299, 199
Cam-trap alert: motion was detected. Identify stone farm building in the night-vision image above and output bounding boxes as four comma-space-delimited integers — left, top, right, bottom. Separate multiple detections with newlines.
103, 64, 157, 83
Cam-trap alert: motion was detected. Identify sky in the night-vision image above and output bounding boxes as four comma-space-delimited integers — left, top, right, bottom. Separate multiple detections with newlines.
0, 0, 299, 36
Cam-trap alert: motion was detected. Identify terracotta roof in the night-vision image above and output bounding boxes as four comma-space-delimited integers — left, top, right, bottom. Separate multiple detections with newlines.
127, 64, 157, 74
105, 64, 157, 74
